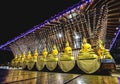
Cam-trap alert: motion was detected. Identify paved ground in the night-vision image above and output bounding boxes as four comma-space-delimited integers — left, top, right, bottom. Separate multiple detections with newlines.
0, 66, 120, 84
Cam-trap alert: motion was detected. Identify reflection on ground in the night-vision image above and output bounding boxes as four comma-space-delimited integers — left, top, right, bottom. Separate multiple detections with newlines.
0, 68, 119, 84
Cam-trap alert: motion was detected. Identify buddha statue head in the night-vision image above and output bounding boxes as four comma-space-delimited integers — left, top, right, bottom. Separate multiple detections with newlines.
81, 38, 91, 51
51, 45, 58, 56
64, 41, 72, 54
42, 47, 48, 56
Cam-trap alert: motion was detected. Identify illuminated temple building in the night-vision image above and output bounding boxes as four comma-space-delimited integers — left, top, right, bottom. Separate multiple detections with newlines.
0, 0, 120, 74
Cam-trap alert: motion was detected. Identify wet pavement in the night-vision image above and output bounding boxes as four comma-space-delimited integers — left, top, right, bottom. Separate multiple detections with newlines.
0, 66, 120, 84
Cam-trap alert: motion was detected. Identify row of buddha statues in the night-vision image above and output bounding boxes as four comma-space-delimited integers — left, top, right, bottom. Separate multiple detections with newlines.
11, 38, 113, 74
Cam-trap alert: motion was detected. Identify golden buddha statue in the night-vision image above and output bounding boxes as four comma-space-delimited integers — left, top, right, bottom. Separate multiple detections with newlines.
33, 49, 38, 62
12, 54, 21, 68
36, 47, 48, 71
18, 54, 22, 62
27, 50, 32, 62
51, 45, 58, 56
97, 39, 113, 59
60, 41, 74, 61
76, 38, 101, 74
103, 49, 113, 59
77, 38, 98, 59
47, 45, 58, 61
21, 52, 26, 61
13, 54, 18, 62
14, 54, 19, 65
15, 54, 18, 60
11, 54, 18, 67
21, 52, 27, 69
81, 38, 91, 52
42, 47, 48, 61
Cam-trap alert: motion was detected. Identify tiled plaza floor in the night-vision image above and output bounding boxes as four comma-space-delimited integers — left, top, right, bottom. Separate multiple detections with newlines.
0, 67, 120, 84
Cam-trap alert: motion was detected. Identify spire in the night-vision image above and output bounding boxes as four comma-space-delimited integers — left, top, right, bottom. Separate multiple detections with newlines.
98, 39, 105, 49
98, 39, 103, 45
23, 52, 25, 56
66, 41, 70, 47
28, 50, 31, 56
53, 45, 56, 49
83, 37, 87, 44
43, 47, 47, 52
34, 48, 38, 56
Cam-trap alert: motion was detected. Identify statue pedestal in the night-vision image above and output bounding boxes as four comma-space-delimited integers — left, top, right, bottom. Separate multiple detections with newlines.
58, 60, 75, 72
27, 60, 36, 70
46, 61, 58, 71
100, 59, 116, 72
36, 56, 46, 71
77, 59, 101, 74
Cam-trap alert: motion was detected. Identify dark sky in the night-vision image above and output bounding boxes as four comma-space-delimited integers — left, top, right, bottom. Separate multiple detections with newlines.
0, 0, 81, 46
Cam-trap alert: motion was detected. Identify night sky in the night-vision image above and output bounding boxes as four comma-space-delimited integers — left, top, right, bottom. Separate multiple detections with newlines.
0, 0, 81, 46
0, 0, 81, 64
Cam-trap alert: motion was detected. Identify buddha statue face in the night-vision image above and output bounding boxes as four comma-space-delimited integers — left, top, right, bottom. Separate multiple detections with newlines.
52, 50, 58, 55
64, 47, 72, 54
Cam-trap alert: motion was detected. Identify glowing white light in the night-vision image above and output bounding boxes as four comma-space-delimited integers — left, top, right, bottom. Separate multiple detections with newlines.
68, 13, 77, 19
74, 35, 80, 39
58, 33, 62, 38
116, 27, 118, 30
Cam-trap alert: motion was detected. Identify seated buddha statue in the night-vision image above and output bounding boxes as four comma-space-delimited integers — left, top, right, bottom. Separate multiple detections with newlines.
11, 54, 18, 67
103, 49, 113, 59
60, 41, 74, 61
13, 54, 18, 62
41, 47, 48, 61
21, 52, 26, 62
27, 50, 32, 62
77, 38, 98, 59
97, 39, 113, 59
18, 54, 22, 62
33, 49, 38, 62
47, 45, 58, 61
